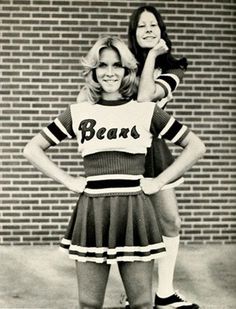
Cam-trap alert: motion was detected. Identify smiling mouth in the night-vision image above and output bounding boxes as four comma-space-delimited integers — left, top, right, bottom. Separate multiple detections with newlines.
143, 36, 156, 40
104, 80, 118, 83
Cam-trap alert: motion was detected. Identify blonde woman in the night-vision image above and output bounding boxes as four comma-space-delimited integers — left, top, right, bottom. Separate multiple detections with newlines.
24, 37, 205, 309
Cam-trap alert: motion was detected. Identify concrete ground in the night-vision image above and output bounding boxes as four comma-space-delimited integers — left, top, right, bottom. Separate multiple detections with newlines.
0, 245, 235, 309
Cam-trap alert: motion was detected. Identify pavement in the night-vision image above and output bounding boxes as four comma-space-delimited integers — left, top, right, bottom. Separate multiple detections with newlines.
0, 244, 235, 309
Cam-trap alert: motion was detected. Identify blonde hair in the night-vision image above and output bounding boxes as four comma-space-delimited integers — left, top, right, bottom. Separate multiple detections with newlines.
81, 36, 138, 103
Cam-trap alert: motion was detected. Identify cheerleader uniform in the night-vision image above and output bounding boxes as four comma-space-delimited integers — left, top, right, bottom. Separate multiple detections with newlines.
40, 98, 189, 264
144, 68, 185, 188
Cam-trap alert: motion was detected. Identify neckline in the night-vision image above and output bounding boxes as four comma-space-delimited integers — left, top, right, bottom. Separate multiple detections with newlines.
97, 98, 132, 106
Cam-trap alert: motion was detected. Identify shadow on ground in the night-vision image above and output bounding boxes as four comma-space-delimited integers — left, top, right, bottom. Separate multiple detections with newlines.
0, 245, 235, 309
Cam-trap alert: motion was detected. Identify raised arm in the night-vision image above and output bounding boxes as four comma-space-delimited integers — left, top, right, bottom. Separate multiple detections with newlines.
137, 49, 165, 102
137, 39, 185, 105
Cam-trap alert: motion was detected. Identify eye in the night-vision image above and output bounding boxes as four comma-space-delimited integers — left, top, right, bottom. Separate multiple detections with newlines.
137, 24, 145, 28
151, 24, 158, 27
114, 62, 123, 68
98, 62, 107, 68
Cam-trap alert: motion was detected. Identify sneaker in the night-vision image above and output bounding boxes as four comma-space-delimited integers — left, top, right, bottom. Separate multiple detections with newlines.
154, 291, 199, 308
125, 298, 130, 309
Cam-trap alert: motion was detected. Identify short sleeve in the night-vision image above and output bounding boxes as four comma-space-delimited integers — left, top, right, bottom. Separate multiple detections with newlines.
154, 68, 184, 109
40, 106, 76, 146
150, 105, 190, 145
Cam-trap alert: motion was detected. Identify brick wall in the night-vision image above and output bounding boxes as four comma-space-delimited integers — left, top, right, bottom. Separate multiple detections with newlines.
1, 0, 235, 245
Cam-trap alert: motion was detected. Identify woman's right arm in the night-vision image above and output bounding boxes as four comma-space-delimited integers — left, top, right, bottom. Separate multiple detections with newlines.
137, 39, 169, 102
23, 113, 86, 194
137, 40, 186, 105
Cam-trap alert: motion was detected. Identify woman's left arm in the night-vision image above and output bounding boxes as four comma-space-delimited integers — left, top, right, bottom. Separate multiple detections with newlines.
140, 131, 206, 195
140, 106, 206, 194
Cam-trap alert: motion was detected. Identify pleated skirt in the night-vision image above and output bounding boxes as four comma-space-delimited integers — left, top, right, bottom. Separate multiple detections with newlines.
60, 191, 166, 264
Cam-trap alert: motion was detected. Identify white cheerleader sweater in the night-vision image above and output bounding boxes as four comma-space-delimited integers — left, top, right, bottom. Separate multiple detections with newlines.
40, 98, 189, 177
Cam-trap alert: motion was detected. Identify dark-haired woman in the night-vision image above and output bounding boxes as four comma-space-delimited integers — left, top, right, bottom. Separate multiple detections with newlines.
127, 5, 199, 309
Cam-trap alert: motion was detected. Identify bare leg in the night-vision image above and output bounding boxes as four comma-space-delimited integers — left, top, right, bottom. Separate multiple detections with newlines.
151, 188, 181, 237
75, 261, 110, 309
150, 189, 180, 297
119, 260, 154, 309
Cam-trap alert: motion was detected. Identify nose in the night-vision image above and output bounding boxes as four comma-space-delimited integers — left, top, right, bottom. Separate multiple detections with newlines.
106, 65, 114, 76
145, 25, 152, 33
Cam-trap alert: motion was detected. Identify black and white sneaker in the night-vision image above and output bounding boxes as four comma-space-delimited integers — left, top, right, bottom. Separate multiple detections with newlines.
154, 291, 199, 308
125, 298, 130, 309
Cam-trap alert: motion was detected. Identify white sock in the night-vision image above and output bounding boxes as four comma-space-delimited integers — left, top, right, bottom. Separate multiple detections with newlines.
156, 235, 180, 298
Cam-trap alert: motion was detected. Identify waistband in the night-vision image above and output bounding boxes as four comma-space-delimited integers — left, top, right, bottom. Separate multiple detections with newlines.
84, 174, 184, 196
84, 174, 143, 195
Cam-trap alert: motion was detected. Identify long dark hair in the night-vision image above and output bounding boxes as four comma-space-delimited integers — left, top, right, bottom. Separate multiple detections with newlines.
128, 5, 188, 75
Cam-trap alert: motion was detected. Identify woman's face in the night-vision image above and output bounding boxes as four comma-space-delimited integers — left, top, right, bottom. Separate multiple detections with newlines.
96, 47, 125, 100
136, 10, 161, 49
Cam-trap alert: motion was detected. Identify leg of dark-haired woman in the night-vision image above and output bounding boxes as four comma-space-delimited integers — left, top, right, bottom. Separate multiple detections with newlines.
151, 190, 199, 309
150, 189, 180, 297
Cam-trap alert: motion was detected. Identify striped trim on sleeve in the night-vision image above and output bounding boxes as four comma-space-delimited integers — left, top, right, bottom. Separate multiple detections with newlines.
166, 68, 185, 82
40, 106, 75, 146
156, 74, 179, 92
150, 105, 190, 145
155, 67, 185, 109
155, 73, 180, 109
155, 72, 179, 95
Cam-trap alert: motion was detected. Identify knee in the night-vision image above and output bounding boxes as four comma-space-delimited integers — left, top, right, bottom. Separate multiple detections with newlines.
162, 214, 181, 236
172, 215, 181, 232
79, 296, 103, 309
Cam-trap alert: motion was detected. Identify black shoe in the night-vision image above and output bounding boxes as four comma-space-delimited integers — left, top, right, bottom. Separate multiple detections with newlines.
154, 291, 199, 308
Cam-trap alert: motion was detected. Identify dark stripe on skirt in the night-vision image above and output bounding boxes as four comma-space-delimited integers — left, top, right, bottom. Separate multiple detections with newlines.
67, 247, 166, 259
59, 192, 165, 263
